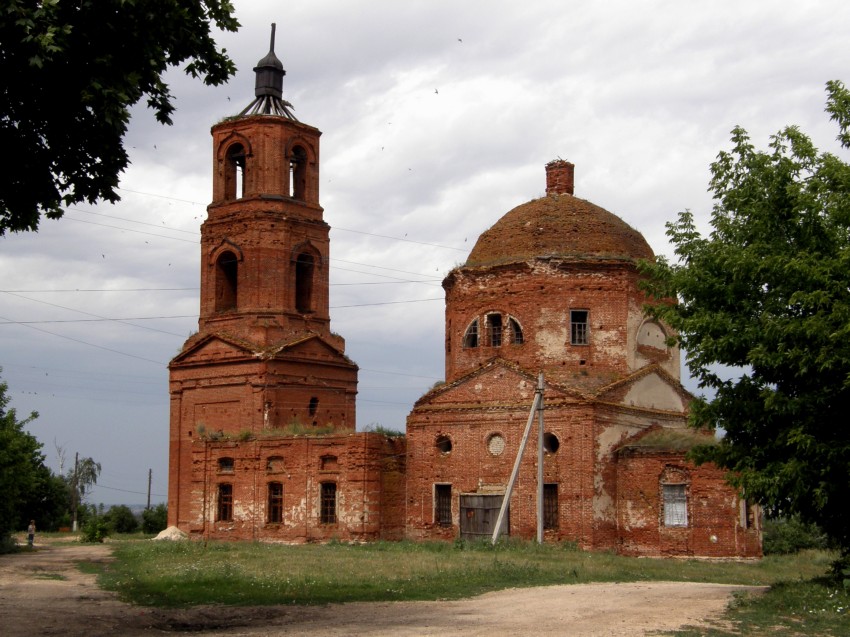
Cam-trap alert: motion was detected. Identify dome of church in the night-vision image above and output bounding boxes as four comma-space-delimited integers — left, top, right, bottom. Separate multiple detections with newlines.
465, 162, 654, 267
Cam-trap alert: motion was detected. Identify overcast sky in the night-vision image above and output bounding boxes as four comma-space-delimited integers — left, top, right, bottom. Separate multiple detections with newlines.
2, 0, 848, 507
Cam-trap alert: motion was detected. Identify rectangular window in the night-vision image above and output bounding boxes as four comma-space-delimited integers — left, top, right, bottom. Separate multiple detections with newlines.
486, 314, 502, 347
543, 484, 559, 530
268, 482, 283, 524
570, 310, 589, 345
434, 484, 452, 527
663, 484, 688, 527
320, 482, 337, 524
217, 483, 233, 522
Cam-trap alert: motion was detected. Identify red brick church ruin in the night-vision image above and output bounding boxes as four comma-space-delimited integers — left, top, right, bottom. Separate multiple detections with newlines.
167, 31, 761, 558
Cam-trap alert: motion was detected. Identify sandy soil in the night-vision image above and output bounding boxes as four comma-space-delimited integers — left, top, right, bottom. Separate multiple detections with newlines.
0, 539, 764, 636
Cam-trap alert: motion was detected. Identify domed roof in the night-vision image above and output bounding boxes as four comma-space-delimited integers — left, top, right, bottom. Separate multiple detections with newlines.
465, 163, 654, 267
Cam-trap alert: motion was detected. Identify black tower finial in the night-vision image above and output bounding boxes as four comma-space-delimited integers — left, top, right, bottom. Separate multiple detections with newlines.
238, 23, 298, 120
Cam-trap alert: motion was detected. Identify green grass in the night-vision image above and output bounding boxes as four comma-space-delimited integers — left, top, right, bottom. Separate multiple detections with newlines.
87, 539, 835, 611
667, 577, 849, 636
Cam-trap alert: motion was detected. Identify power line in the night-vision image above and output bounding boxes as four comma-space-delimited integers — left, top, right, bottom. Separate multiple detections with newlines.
0, 314, 166, 366
0, 290, 189, 336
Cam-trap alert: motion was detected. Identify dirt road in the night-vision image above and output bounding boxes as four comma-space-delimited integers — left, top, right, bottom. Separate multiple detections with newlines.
0, 540, 762, 636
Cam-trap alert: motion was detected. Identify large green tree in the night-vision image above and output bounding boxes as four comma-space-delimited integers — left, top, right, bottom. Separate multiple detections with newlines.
641, 81, 850, 558
0, 371, 47, 542
0, 0, 239, 234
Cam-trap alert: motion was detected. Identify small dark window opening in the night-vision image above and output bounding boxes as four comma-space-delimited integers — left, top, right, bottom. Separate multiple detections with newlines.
218, 457, 234, 473
435, 435, 453, 454
435, 484, 452, 527
217, 484, 233, 522
215, 251, 238, 312
309, 397, 319, 416
508, 317, 524, 345
543, 433, 560, 454
570, 310, 589, 345
320, 482, 337, 524
463, 319, 479, 348
543, 484, 559, 530
268, 482, 283, 523
225, 143, 246, 200
295, 252, 315, 313
290, 146, 307, 200
486, 313, 503, 347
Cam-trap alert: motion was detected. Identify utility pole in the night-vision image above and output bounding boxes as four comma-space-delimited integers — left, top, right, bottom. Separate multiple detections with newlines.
537, 372, 545, 544
146, 469, 152, 510
71, 452, 79, 532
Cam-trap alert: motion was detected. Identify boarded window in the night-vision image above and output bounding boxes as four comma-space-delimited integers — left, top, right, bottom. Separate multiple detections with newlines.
463, 319, 479, 348
268, 482, 283, 523
570, 310, 589, 345
663, 484, 688, 527
320, 455, 338, 471
434, 484, 452, 527
320, 482, 337, 524
543, 484, 559, 530
217, 484, 233, 522
266, 456, 284, 472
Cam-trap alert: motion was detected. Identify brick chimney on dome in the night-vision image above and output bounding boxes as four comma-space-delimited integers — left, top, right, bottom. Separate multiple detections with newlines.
545, 159, 574, 196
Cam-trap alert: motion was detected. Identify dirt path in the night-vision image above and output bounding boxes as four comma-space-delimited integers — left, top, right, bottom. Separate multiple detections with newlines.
0, 540, 762, 636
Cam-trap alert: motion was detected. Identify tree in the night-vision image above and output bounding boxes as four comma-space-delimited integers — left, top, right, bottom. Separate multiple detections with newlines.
105, 505, 139, 534
68, 454, 101, 531
0, 0, 239, 234
641, 81, 850, 560
0, 371, 46, 544
142, 503, 168, 534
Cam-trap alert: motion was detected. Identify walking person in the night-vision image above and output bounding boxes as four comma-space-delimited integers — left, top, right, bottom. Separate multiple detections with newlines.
27, 520, 35, 547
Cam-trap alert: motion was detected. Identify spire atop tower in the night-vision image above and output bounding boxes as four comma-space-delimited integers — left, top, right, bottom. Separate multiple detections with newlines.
239, 23, 298, 120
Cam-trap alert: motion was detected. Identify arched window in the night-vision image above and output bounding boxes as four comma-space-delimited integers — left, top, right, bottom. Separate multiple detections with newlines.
308, 397, 319, 416
215, 251, 238, 311
224, 143, 246, 200
290, 145, 307, 200
294, 252, 315, 313
463, 319, 479, 348
508, 317, 524, 344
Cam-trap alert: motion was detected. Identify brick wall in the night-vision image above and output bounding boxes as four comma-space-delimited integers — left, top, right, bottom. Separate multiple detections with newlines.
616, 449, 762, 558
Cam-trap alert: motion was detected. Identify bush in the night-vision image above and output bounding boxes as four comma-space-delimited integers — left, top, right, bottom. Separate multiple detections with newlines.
142, 503, 168, 534
763, 516, 831, 555
80, 516, 109, 543
106, 505, 138, 534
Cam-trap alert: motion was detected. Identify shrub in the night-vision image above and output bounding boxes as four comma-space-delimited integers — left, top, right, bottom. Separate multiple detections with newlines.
142, 503, 168, 534
763, 515, 830, 555
80, 516, 110, 543
106, 505, 139, 533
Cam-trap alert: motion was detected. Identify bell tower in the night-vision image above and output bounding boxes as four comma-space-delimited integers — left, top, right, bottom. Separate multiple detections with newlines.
199, 24, 333, 346
169, 25, 358, 505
